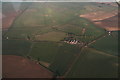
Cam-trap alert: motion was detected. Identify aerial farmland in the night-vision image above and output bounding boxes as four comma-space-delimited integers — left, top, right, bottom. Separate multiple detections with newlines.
2, 2, 119, 78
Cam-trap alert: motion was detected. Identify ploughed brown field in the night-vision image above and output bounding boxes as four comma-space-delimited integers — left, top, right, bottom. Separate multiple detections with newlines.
2, 55, 53, 78
95, 15, 119, 31
2, 12, 18, 30
80, 10, 119, 31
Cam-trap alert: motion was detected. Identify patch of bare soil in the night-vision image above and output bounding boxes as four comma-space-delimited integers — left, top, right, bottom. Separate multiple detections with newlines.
2, 55, 53, 78
80, 11, 119, 31
2, 11, 20, 30
80, 11, 117, 21
95, 15, 119, 31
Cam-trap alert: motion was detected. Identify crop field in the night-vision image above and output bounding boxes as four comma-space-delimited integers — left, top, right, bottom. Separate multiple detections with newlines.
57, 17, 105, 36
29, 41, 60, 63
49, 43, 80, 75
3, 55, 53, 78
89, 31, 118, 56
2, 2, 118, 78
3, 39, 31, 56
66, 47, 118, 78
29, 42, 80, 75
34, 31, 66, 42
3, 2, 106, 42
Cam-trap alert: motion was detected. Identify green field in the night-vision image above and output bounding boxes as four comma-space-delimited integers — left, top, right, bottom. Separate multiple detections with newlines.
4, 2, 106, 42
66, 47, 118, 78
3, 39, 31, 56
29, 41, 60, 63
2, 2, 118, 78
89, 32, 118, 56
49, 43, 80, 75
56, 17, 105, 42
29, 41, 80, 75
34, 31, 66, 42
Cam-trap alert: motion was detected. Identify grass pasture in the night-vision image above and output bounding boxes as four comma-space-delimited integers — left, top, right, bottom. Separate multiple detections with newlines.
29, 42, 60, 64
4, 2, 106, 43
49, 43, 80, 76
4, 26, 54, 39
89, 32, 118, 56
34, 31, 66, 42
66, 47, 118, 78
2, 39, 31, 56
2, 2, 118, 78
29, 41, 80, 75
55, 17, 105, 42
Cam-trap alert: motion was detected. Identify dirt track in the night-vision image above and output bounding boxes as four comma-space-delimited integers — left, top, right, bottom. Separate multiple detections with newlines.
2, 55, 53, 78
